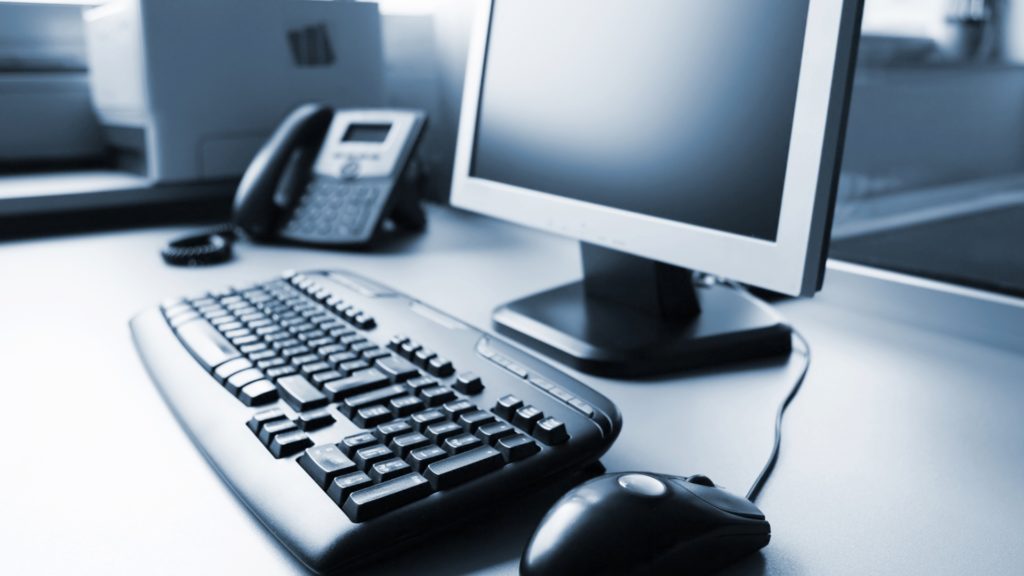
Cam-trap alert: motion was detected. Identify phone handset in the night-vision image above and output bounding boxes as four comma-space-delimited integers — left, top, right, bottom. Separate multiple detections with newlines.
233, 104, 334, 240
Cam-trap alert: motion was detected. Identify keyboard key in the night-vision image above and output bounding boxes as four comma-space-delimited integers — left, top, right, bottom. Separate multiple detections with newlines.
362, 348, 391, 362
270, 430, 312, 458
419, 386, 456, 407
275, 375, 328, 411
534, 417, 570, 445
406, 376, 437, 392
494, 394, 523, 419
453, 372, 484, 395
443, 433, 483, 455
398, 341, 420, 359
340, 334, 365, 347
353, 313, 375, 329
214, 357, 253, 382
311, 370, 343, 386
282, 346, 312, 359
513, 405, 544, 432
387, 335, 407, 350
458, 410, 495, 432
354, 445, 393, 469
442, 399, 475, 419
239, 380, 278, 406
339, 432, 377, 456
329, 327, 355, 338
319, 344, 348, 356
256, 357, 286, 370
375, 356, 420, 382
354, 405, 392, 428
247, 349, 277, 363
264, 331, 291, 343
247, 408, 287, 434
176, 319, 241, 369
328, 472, 373, 505
424, 446, 504, 490
497, 434, 540, 462
389, 432, 430, 457
300, 361, 332, 376
259, 418, 298, 445
476, 421, 515, 445
225, 366, 266, 393
327, 351, 359, 366
304, 336, 333, 348
290, 353, 320, 367
426, 356, 455, 377
296, 407, 335, 431
425, 421, 463, 443
298, 445, 357, 488
373, 421, 413, 444
339, 359, 371, 375
341, 384, 406, 417
342, 473, 432, 522
388, 395, 425, 417
272, 338, 301, 351
266, 365, 298, 379
232, 335, 259, 346
568, 398, 596, 418
369, 458, 412, 482
410, 409, 446, 431
224, 328, 252, 339
412, 348, 436, 368
323, 369, 389, 401
548, 386, 573, 403
349, 341, 377, 355
408, 445, 447, 472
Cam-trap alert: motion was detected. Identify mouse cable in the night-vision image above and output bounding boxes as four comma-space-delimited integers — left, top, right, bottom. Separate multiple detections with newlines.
705, 276, 812, 503
745, 327, 811, 503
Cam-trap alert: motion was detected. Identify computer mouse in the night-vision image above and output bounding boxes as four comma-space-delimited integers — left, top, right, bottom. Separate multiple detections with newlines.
520, 472, 770, 576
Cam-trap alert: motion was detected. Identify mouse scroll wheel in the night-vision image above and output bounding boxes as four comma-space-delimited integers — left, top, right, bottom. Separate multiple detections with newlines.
687, 474, 716, 487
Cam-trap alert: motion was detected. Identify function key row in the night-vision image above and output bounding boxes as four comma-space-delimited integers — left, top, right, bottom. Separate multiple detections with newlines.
288, 274, 376, 330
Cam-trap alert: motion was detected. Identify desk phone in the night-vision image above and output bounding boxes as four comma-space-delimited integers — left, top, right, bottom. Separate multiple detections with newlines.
233, 104, 427, 247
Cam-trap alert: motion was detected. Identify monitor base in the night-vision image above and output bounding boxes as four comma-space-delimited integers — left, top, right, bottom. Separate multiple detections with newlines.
493, 275, 793, 378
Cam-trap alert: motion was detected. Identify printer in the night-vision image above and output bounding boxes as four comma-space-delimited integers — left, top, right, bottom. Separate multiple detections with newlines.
83, 0, 384, 184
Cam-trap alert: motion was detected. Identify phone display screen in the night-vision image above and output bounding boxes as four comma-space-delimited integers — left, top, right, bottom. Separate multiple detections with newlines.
343, 123, 391, 143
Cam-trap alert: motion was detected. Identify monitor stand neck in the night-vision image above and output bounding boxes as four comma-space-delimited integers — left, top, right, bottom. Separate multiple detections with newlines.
581, 243, 701, 322
492, 242, 793, 377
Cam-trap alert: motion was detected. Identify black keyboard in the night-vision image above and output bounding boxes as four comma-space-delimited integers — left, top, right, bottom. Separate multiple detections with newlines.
131, 270, 621, 573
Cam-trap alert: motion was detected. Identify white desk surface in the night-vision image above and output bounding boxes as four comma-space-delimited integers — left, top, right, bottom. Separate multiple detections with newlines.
2, 204, 1022, 575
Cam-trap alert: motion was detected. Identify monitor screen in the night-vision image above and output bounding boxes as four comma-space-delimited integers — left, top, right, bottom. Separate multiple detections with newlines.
343, 123, 391, 143
470, 0, 811, 241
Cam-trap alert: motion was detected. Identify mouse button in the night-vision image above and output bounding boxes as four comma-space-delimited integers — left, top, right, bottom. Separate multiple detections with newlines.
686, 474, 715, 487
617, 473, 668, 497
674, 481, 765, 520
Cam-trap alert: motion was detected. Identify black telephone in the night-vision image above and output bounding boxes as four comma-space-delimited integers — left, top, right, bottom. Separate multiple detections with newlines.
163, 104, 427, 265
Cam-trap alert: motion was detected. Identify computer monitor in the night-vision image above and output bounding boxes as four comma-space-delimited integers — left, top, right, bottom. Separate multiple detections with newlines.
451, 0, 863, 376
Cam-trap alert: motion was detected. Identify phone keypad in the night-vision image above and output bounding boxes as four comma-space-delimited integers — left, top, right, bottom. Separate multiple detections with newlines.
283, 179, 384, 242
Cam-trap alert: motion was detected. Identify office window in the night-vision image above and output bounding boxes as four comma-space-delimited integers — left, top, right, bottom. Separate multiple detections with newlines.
831, 0, 1024, 297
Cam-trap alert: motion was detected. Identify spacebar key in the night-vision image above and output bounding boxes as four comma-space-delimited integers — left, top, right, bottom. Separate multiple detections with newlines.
342, 473, 432, 522
176, 319, 241, 370
424, 446, 504, 490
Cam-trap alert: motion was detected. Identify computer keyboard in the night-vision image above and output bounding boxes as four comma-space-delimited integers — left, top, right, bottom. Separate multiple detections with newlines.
130, 270, 621, 573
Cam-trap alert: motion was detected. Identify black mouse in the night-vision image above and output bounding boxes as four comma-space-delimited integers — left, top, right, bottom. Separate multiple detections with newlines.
520, 472, 770, 576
